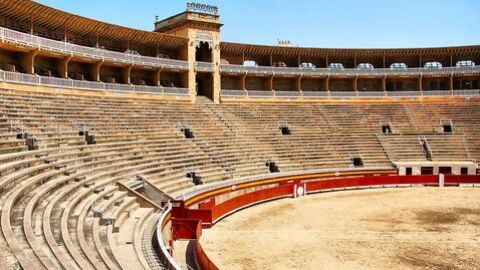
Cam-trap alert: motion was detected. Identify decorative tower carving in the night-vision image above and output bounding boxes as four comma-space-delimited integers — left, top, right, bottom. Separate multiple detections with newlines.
155, 2, 223, 103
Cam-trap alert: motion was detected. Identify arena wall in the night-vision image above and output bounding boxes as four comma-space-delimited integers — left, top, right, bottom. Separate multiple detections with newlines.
159, 171, 480, 269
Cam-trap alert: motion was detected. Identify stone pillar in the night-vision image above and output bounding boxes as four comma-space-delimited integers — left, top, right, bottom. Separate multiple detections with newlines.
21, 49, 38, 74
295, 76, 302, 91
325, 75, 330, 93
58, 56, 71, 79
186, 39, 197, 103
240, 74, 247, 90
268, 75, 274, 91
122, 65, 132, 84
211, 39, 221, 103
154, 69, 161, 86
418, 75, 423, 93
449, 73, 454, 91
90, 61, 102, 82
353, 76, 358, 92
382, 76, 387, 92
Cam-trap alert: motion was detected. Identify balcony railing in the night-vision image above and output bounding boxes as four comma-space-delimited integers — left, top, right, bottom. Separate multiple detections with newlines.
223, 89, 480, 99
248, 90, 274, 97
387, 91, 422, 97
453, 89, 480, 96
0, 27, 189, 70
422, 90, 453, 96
220, 64, 480, 76
221, 89, 247, 97
0, 70, 189, 96
195, 62, 215, 72
302, 91, 329, 97
275, 91, 302, 97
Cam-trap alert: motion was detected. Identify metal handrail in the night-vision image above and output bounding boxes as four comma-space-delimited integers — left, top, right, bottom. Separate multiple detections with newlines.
275, 91, 302, 97
195, 62, 215, 72
0, 70, 189, 96
156, 203, 181, 270
180, 166, 394, 200
220, 89, 246, 97
0, 27, 188, 70
220, 64, 480, 76
227, 88, 480, 98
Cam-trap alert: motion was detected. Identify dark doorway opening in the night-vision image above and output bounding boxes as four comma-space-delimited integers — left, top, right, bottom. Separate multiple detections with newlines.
381, 124, 392, 134
196, 42, 212, 62
266, 161, 280, 173
443, 124, 453, 133
196, 73, 213, 99
181, 128, 195, 139
280, 126, 291, 135
439, 166, 452, 175
406, 167, 413, 175
421, 167, 434, 175
461, 167, 469, 175
352, 157, 364, 167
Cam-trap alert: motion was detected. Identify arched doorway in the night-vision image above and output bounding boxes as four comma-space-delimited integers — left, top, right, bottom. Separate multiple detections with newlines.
195, 41, 214, 100
196, 41, 212, 62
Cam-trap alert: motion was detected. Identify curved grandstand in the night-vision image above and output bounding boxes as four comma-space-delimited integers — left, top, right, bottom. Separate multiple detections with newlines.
0, 1, 479, 269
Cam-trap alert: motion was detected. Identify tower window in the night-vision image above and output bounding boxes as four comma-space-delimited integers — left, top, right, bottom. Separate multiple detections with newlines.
352, 157, 364, 167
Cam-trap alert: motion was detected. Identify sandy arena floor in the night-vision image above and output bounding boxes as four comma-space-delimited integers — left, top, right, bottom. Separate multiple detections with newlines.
201, 187, 480, 270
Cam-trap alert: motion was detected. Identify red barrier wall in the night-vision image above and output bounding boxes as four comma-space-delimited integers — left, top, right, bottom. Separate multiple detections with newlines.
305, 175, 438, 193
174, 173, 480, 270
446, 174, 480, 184
211, 184, 294, 223
172, 218, 202, 240
184, 169, 398, 207
196, 236, 219, 270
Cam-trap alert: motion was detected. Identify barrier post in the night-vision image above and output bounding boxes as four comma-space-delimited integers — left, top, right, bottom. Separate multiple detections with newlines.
439, 173, 445, 187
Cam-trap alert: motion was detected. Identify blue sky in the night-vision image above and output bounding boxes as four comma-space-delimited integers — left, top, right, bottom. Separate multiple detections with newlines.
37, 0, 480, 48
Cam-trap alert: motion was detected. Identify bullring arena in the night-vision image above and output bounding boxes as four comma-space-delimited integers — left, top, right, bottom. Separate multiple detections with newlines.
0, 1, 479, 270
202, 188, 480, 270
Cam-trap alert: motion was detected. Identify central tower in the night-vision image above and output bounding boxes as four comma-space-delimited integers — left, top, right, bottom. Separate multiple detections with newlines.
155, 3, 223, 103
